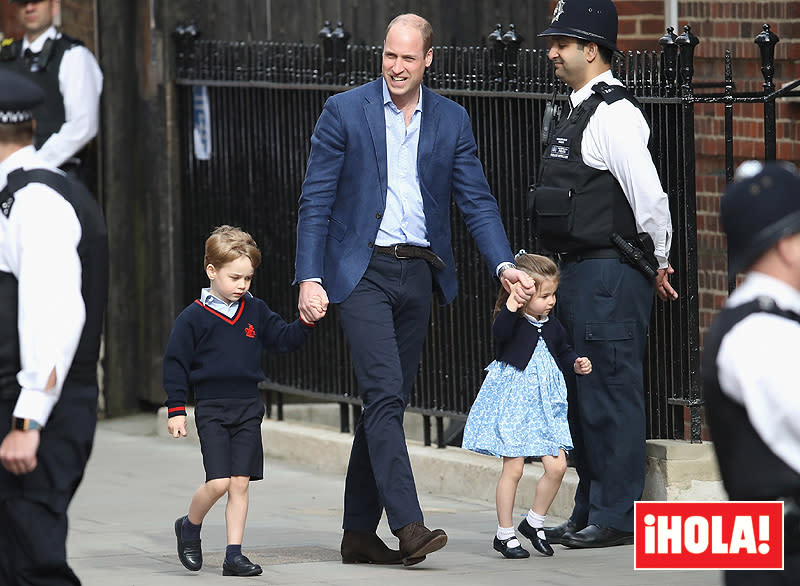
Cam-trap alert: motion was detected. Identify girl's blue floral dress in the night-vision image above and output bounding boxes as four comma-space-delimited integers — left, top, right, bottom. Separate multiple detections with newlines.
462, 314, 573, 458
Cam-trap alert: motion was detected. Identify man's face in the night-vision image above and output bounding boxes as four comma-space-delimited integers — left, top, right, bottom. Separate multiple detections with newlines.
381, 23, 432, 108
16, 0, 58, 42
546, 36, 589, 89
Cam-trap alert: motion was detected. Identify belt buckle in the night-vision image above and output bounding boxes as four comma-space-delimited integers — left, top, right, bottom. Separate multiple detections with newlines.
393, 244, 411, 259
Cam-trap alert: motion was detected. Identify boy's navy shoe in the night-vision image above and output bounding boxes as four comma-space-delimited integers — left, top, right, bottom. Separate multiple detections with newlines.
222, 554, 262, 576
493, 536, 530, 559
518, 519, 554, 556
174, 516, 202, 571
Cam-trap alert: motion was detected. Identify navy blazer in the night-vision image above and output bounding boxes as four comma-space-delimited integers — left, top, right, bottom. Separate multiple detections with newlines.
492, 306, 579, 375
294, 78, 514, 304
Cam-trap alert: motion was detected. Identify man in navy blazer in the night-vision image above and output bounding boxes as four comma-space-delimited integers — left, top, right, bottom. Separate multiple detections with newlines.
295, 14, 533, 566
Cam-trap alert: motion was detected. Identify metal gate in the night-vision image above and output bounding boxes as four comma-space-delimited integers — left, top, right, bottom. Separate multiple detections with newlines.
173, 22, 797, 444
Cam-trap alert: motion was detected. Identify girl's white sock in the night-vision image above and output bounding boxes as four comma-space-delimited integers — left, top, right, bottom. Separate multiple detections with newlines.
527, 510, 547, 539
527, 510, 546, 528
497, 525, 516, 541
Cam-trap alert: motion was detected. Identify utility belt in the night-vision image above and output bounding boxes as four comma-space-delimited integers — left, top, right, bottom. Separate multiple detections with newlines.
554, 247, 620, 264
374, 244, 445, 271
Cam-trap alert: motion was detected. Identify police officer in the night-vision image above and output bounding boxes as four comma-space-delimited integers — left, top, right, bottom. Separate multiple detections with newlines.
0, 69, 108, 585
703, 161, 800, 585
531, 0, 678, 548
0, 0, 103, 181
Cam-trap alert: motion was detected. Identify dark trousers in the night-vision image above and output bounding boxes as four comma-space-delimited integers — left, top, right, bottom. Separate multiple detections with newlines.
556, 258, 653, 532
337, 253, 432, 533
0, 386, 97, 586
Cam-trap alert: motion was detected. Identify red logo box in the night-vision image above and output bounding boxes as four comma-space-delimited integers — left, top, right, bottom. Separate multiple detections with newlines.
635, 501, 783, 570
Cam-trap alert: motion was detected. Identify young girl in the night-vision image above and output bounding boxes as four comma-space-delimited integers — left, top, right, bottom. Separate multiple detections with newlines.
164, 225, 326, 576
462, 252, 591, 559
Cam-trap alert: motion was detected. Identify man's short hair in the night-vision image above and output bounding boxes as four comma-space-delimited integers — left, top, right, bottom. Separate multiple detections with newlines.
385, 14, 433, 54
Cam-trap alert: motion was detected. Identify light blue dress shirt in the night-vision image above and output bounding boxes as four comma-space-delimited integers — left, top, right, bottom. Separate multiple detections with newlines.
375, 79, 429, 247
201, 288, 252, 319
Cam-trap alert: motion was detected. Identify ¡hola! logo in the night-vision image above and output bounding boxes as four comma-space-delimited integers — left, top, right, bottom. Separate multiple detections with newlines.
634, 501, 783, 570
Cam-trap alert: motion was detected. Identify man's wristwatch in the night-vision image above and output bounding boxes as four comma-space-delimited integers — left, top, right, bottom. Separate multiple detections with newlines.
12, 417, 42, 431
497, 262, 516, 278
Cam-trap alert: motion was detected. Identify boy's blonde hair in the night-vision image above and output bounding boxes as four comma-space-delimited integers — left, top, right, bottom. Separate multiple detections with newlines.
492, 253, 559, 319
204, 225, 262, 270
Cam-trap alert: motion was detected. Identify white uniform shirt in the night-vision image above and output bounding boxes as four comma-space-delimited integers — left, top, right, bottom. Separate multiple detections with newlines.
22, 26, 103, 168
716, 272, 800, 475
0, 146, 85, 426
569, 70, 673, 267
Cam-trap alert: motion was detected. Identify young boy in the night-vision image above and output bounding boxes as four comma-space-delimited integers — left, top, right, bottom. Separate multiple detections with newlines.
163, 225, 326, 576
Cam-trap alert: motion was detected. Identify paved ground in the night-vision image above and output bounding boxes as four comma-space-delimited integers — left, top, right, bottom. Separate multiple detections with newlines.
66, 415, 723, 585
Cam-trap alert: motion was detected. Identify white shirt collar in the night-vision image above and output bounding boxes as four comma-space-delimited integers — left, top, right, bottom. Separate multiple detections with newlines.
569, 69, 619, 110
0, 145, 52, 191
23, 26, 59, 53
727, 272, 800, 314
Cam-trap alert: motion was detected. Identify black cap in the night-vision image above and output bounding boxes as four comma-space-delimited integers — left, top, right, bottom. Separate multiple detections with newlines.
0, 69, 44, 124
538, 0, 619, 53
721, 161, 800, 274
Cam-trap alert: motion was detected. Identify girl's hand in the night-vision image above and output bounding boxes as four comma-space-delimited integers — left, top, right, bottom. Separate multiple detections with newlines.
574, 357, 592, 375
168, 415, 187, 438
505, 282, 523, 312
309, 294, 327, 321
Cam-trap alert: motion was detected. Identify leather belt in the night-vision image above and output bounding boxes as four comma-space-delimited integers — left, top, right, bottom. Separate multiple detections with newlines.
556, 247, 620, 264
374, 244, 445, 270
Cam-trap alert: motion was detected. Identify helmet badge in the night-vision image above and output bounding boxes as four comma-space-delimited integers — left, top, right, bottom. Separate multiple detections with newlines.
552, 0, 566, 23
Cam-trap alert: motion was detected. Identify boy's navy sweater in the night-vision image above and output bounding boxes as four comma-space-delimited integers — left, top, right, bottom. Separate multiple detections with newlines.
492, 305, 578, 374
163, 295, 313, 417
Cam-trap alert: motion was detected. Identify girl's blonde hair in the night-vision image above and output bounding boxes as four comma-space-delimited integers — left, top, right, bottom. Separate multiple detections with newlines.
204, 225, 262, 270
492, 253, 559, 319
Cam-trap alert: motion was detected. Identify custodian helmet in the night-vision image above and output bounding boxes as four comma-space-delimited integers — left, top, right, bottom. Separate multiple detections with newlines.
721, 161, 800, 274
538, 0, 620, 53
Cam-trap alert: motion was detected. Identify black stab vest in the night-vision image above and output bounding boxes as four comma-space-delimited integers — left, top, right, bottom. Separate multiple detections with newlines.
536, 82, 640, 253
1, 35, 82, 149
0, 169, 108, 401
702, 296, 800, 500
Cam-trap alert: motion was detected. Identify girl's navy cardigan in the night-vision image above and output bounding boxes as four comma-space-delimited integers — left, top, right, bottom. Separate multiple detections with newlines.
492, 305, 579, 374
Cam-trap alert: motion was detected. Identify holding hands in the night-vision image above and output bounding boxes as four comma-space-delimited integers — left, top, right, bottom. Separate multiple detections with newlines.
501, 267, 536, 307
574, 357, 592, 375
298, 281, 330, 323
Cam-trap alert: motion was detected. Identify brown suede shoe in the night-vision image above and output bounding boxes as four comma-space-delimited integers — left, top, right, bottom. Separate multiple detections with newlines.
393, 522, 447, 565
340, 530, 405, 565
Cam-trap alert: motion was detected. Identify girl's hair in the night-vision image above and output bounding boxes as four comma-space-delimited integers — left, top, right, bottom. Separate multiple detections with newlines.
204, 225, 262, 270
492, 253, 559, 319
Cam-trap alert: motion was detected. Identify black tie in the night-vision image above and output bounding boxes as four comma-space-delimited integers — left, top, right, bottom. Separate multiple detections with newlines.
23, 48, 39, 72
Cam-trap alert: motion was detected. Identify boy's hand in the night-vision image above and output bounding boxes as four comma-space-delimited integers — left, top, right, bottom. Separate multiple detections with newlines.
574, 357, 592, 375
168, 415, 187, 438
505, 282, 523, 312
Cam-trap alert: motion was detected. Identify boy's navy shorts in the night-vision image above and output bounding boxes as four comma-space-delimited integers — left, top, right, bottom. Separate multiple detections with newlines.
194, 397, 265, 482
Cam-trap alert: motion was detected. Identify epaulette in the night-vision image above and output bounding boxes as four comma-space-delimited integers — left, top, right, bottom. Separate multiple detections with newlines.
58, 32, 85, 49
591, 81, 632, 105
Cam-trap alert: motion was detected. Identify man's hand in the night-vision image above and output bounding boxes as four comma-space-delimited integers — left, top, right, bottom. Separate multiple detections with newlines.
0, 429, 40, 475
501, 267, 536, 307
298, 281, 329, 323
168, 415, 187, 438
655, 264, 678, 302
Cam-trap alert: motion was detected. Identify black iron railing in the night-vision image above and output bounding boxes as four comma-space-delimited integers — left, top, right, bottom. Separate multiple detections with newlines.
172, 22, 798, 445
